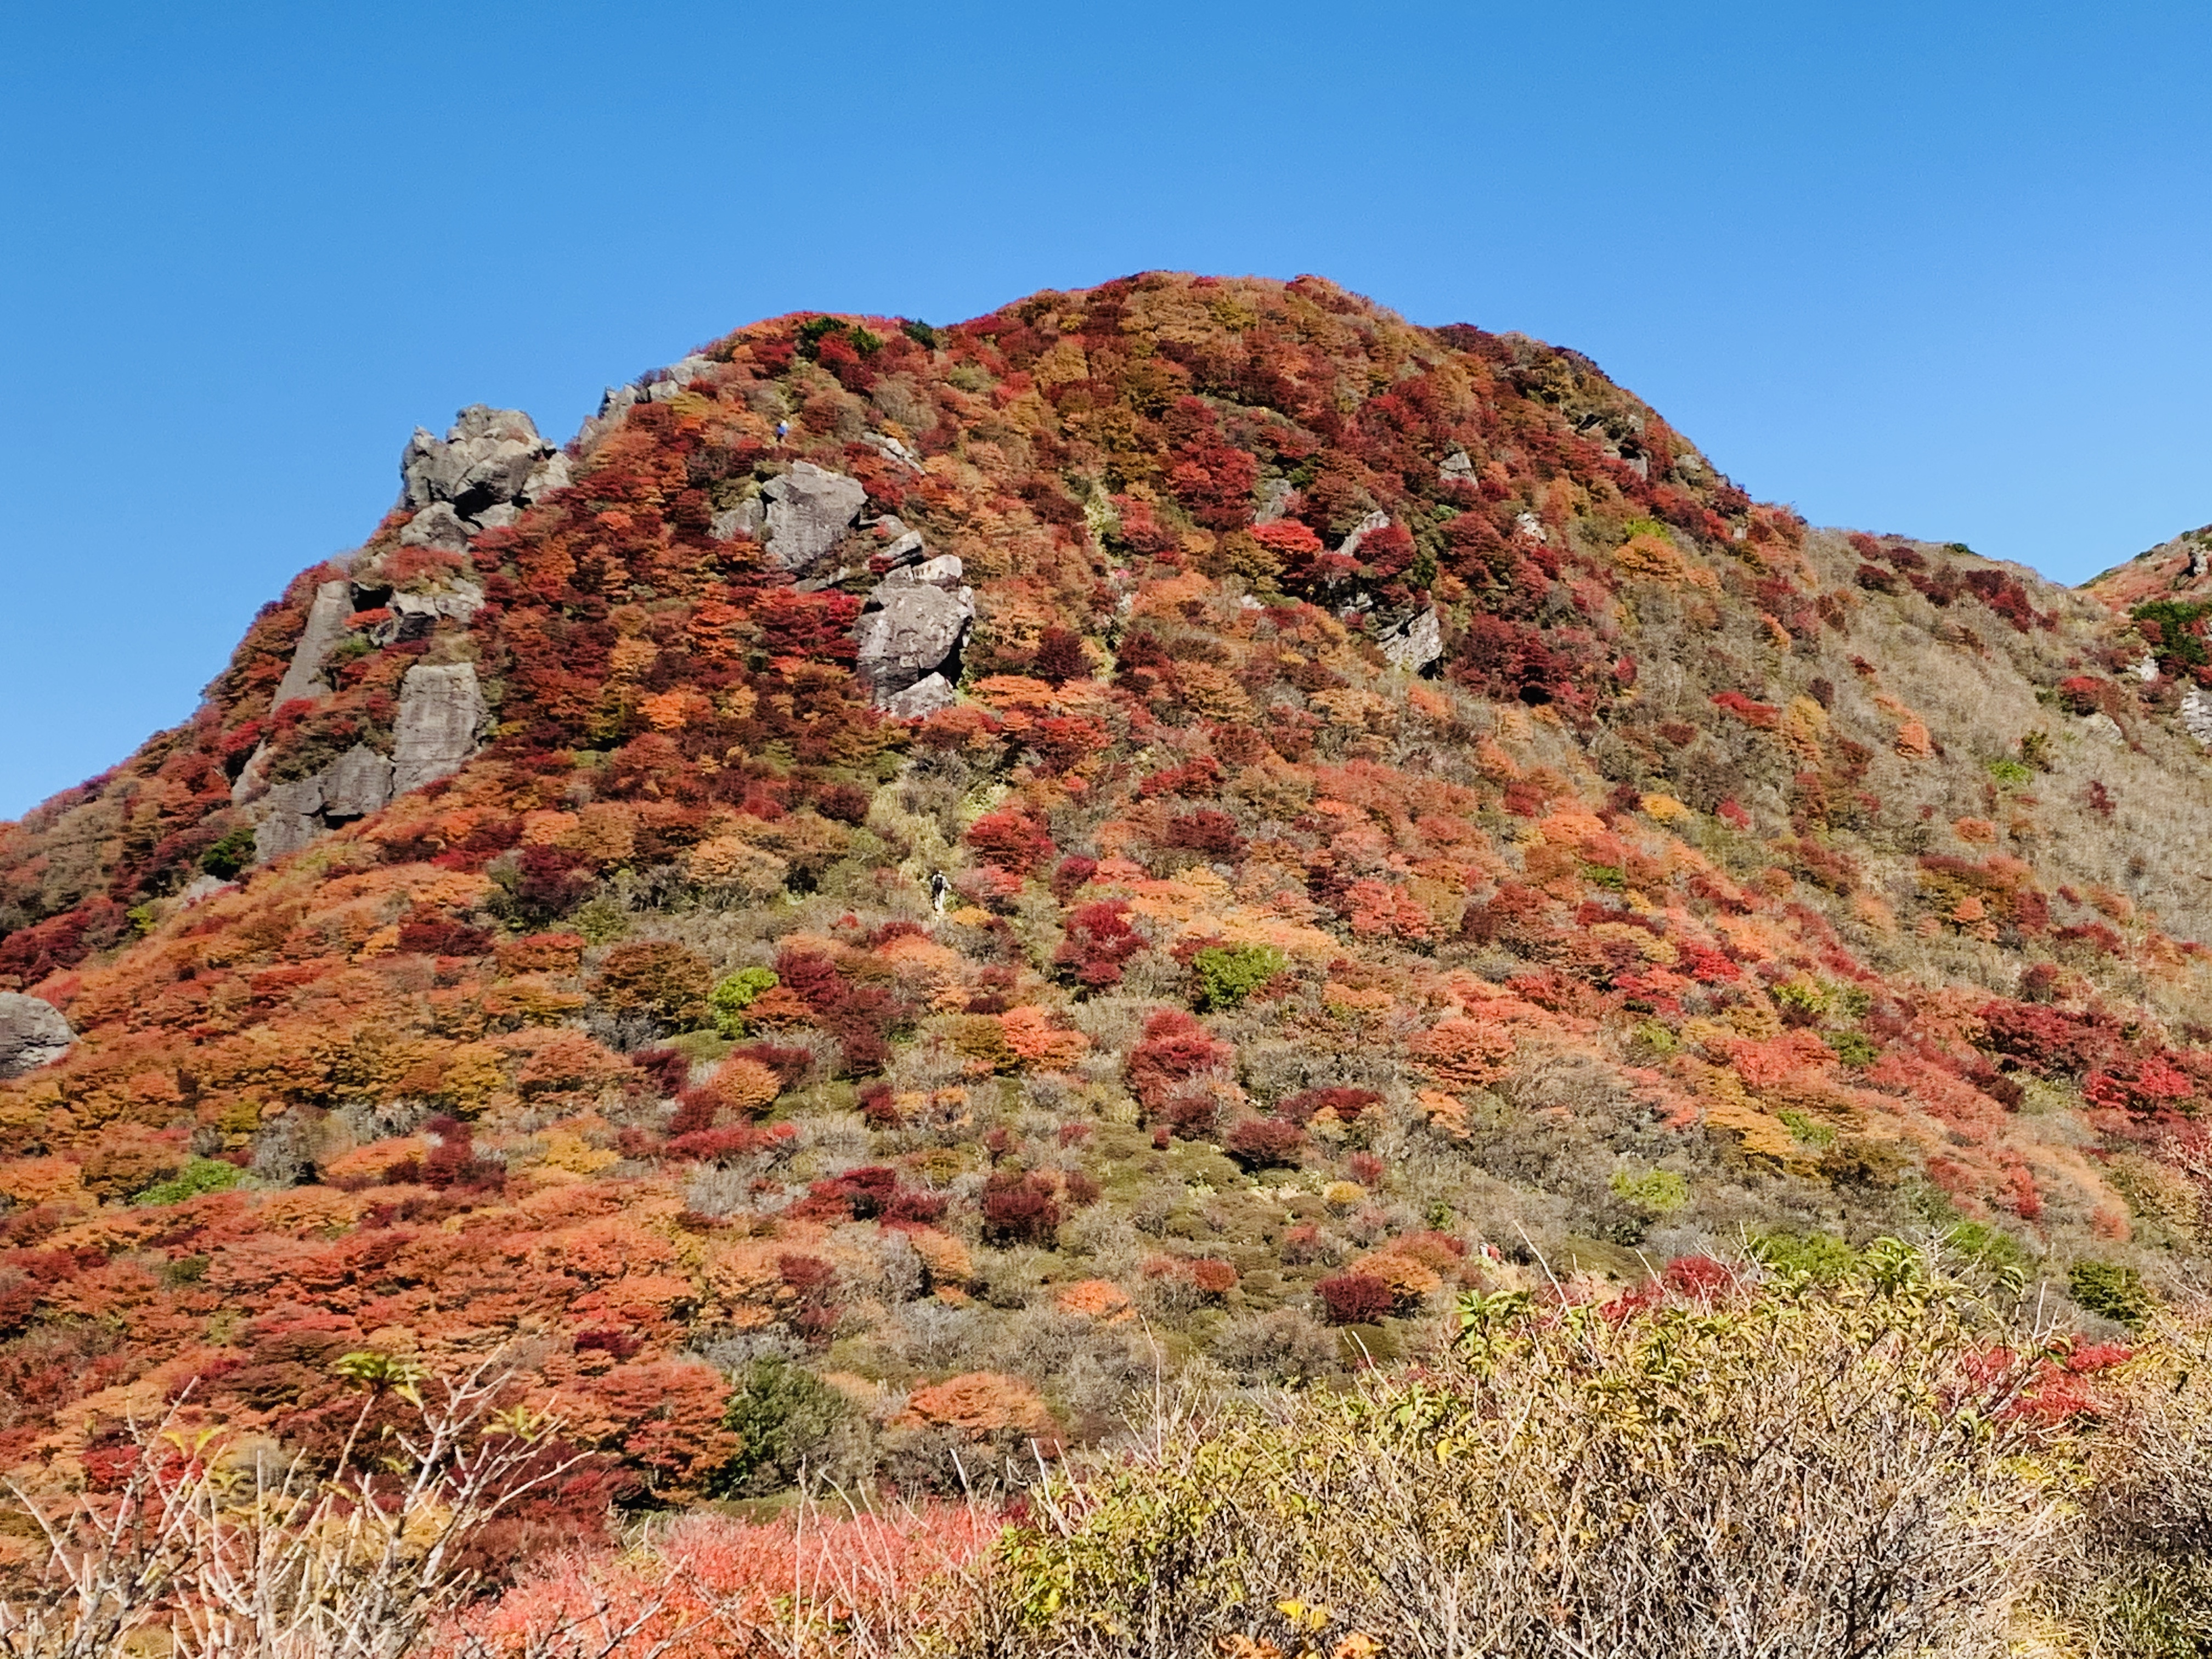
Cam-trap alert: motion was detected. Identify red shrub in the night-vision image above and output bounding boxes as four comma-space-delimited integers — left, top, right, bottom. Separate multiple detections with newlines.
1224, 1116, 1305, 1170
1125, 1009, 1233, 1110
979, 1171, 1061, 1246
1314, 1273, 1393, 1325
966, 810, 1056, 877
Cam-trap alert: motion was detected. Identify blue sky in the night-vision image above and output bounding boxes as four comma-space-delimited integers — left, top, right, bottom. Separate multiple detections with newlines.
2, 1, 2207, 817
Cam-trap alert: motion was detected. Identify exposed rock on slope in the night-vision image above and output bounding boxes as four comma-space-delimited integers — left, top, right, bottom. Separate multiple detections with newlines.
0, 993, 71, 1079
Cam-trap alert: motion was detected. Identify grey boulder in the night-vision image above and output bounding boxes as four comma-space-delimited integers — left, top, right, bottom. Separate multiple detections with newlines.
1256, 478, 1294, 524
855, 555, 972, 703
712, 498, 765, 543
1378, 607, 1443, 674
398, 502, 472, 554
881, 673, 959, 719
1337, 510, 1391, 562
370, 582, 484, 647
2184, 686, 2212, 746
0, 994, 74, 1079
246, 743, 396, 865
763, 462, 867, 571
320, 743, 395, 819
392, 663, 487, 795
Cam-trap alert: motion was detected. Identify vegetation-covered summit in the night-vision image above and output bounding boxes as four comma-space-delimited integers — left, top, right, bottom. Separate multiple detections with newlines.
0, 274, 2208, 1598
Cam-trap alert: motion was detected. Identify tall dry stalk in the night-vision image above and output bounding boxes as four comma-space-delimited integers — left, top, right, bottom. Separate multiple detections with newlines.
0, 1354, 583, 1659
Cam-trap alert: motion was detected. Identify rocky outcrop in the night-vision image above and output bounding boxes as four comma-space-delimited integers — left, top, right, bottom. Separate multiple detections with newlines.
391, 663, 487, 795
1338, 509, 1391, 561
1377, 607, 1443, 674
855, 554, 972, 705
251, 744, 396, 863
864, 430, 924, 471
368, 582, 484, 647
712, 498, 765, 542
321, 743, 396, 818
402, 407, 556, 519
2183, 686, 2212, 746
763, 462, 867, 571
396, 407, 568, 554
0, 994, 73, 1079
1256, 478, 1294, 523
1440, 449, 1476, 484
270, 580, 356, 710
397, 501, 472, 554
883, 673, 959, 719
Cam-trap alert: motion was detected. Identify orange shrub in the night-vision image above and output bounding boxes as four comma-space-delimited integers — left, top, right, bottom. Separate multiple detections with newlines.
1000, 1005, 1088, 1070
894, 1372, 1054, 1439
1411, 1017, 1516, 1091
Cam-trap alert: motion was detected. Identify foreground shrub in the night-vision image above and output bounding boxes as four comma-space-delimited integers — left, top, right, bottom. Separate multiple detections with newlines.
987, 1269, 2073, 1659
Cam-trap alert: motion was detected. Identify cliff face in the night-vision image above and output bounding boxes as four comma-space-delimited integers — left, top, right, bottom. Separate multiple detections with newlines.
0, 272, 2205, 1508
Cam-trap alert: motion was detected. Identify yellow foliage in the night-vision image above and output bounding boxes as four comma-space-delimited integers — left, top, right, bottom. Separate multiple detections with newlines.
1782, 696, 1829, 760
687, 835, 790, 898
1173, 662, 1256, 723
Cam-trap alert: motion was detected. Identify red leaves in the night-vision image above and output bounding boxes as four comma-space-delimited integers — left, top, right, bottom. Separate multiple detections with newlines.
1977, 1000, 2119, 1080
1314, 1272, 1393, 1325
1223, 1116, 1305, 1170
979, 1170, 1061, 1246
1124, 1009, 1232, 1111
1054, 900, 1144, 990
1711, 690, 1782, 730
965, 810, 1056, 877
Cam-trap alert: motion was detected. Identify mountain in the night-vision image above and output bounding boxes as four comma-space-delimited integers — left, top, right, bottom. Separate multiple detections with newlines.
0, 272, 2205, 1530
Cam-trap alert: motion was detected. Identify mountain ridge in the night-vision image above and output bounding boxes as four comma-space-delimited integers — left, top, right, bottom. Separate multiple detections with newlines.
0, 270, 2205, 1533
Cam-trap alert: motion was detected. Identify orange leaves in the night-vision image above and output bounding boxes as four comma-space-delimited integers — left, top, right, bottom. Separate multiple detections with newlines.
1053, 1279, 1134, 1321
1717, 1029, 1836, 1093
700, 1056, 781, 1117
998, 1005, 1088, 1070
1341, 878, 1432, 942
1410, 1017, 1516, 1092
513, 1030, 629, 1102
893, 1371, 1054, 1440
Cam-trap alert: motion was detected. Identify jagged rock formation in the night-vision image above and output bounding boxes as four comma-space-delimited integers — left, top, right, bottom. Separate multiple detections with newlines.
399, 405, 568, 532
1376, 606, 1443, 673
0, 993, 72, 1079
251, 744, 395, 862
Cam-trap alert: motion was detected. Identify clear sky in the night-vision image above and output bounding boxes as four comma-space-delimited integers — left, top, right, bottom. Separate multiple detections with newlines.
3, 1, 2207, 817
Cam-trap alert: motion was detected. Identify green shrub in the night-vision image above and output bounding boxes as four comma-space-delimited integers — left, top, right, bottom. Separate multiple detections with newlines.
1824, 1029, 1878, 1066
1985, 755, 2033, 787
1749, 1228, 1860, 1283
2070, 1260, 2156, 1328
715, 1355, 852, 1496
1946, 1221, 2029, 1277
1191, 944, 1286, 1010
1777, 1108, 1838, 1149
1609, 1168, 1688, 1214
134, 1158, 242, 1207
710, 967, 781, 1037
200, 827, 257, 882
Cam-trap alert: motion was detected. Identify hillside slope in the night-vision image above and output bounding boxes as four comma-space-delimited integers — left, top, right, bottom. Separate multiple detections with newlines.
0, 273, 2204, 1522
